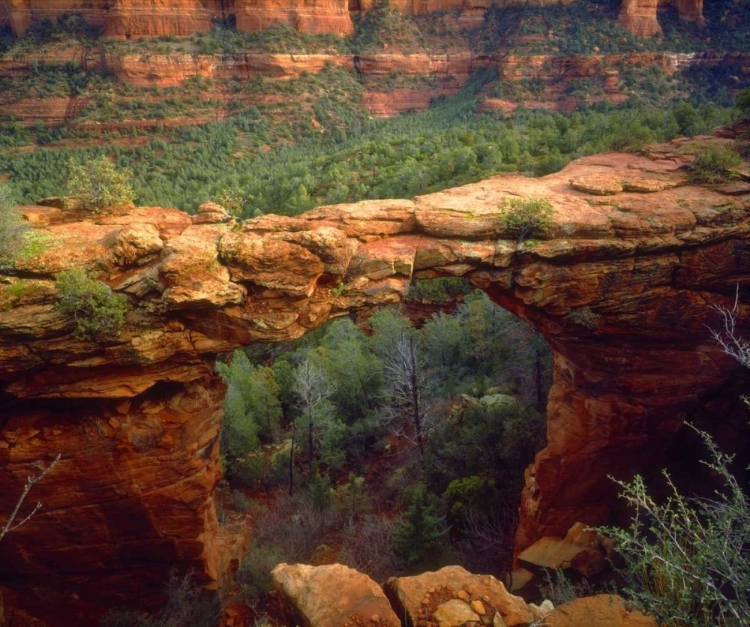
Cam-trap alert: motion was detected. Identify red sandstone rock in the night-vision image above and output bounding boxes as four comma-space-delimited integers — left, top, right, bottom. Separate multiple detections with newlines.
0, 134, 748, 624
235, 0, 354, 35
545, 595, 657, 627
516, 522, 608, 579
384, 565, 547, 626
617, 0, 662, 37
272, 563, 401, 627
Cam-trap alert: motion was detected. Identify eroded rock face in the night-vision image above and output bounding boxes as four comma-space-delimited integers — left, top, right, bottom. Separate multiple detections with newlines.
236, 0, 354, 35
617, 0, 705, 37
0, 135, 748, 624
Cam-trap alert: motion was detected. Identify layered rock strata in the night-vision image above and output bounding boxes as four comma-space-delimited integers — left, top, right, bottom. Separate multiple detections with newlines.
0, 0, 707, 38
0, 135, 748, 623
617, 0, 705, 37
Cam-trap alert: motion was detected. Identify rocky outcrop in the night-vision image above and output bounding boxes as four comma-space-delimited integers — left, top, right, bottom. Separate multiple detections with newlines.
235, 0, 354, 35
1, 135, 749, 623
272, 563, 401, 627
617, 0, 662, 37
516, 522, 608, 579
617, 0, 705, 38
384, 565, 552, 626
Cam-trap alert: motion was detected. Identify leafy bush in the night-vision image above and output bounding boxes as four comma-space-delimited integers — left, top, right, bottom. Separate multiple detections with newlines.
498, 196, 554, 243
67, 156, 134, 212
0, 184, 27, 266
738, 88, 750, 115
56, 268, 128, 340
600, 427, 750, 627
688, 146, 743, 184
392, 485, 450, 571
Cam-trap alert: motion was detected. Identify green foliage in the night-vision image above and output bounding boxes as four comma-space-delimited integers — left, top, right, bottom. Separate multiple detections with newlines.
600, 427, 750, 627
216, 350, 282, 460
67, 156, 134, 212
498, 196, 554, 243
0, 184, 27, 266
689, 146, 743, 184
738, 88, 750, 115
55, 268, 128, 340
443, 475, 497, 520
407, 277, 472, 303
306, 470, 334, 511
353, 0, 425, 53
392, 485, 450, 571
235, 542, 287, 603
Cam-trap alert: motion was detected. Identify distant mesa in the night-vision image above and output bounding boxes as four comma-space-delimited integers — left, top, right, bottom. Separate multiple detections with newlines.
0, 0, 707, 39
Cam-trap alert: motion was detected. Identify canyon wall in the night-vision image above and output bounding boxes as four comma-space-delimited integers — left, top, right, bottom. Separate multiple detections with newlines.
0, 0, 707, 38
1, 133, 748, 624
617, 0, 705, 37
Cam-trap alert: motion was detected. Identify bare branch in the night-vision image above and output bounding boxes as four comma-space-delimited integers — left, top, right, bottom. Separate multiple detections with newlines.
709, 285, 750, 368
0, 454, 61, 542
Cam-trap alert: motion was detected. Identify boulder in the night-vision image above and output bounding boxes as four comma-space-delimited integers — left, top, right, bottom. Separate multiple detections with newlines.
384, 566, 552, 627
516, 522, 608, 579
193, 201, 231, 225
271, 563, 400, 627
546, 595, 657, 627
112, 223, 164, 266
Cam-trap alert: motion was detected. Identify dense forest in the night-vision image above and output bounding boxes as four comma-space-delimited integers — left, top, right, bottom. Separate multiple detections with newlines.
214, 289, 551, 597
0, 0, 748, 215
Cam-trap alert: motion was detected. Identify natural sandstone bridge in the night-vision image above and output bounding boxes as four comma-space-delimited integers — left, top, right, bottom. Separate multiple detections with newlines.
0, 135, 748, 624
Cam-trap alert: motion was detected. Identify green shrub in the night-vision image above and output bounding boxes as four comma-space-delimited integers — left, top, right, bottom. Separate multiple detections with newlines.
67, 156, 134, 212
688, 146, 743, 184
498, 196, 555, 243
600, 427, 750, 627
392, 485, 450, 571
56, 268, 128, 340
0, 185, 28, 266
736, 87, 750, 115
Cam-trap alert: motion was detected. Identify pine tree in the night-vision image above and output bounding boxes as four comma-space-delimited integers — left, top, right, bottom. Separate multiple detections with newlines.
392, 486, 449, 570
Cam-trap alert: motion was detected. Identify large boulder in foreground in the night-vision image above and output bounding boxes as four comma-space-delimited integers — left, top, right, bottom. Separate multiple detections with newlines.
272, 563, 400, 627
384, 565, 553, 627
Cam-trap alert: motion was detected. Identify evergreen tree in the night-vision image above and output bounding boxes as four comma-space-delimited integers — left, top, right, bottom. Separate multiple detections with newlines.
392, 485, 449, 570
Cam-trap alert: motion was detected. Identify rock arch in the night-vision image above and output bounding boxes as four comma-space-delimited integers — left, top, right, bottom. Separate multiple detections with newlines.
1, 136, 748, 624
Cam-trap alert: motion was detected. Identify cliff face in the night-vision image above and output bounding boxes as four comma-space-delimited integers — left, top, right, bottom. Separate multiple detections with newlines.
0, 0, 707, 38
617, 0, 705, 37
235, 0, 354, 35
1, 135, 748, 624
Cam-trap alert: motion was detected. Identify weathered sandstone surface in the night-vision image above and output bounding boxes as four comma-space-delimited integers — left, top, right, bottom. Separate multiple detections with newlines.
0, 134, 748, 623
272, 563, 401, 627
235, 0, 354, 35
